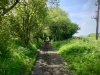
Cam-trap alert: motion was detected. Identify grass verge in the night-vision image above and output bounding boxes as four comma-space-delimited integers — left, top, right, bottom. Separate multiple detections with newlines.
24, 54, 38, 75
52, 37, 100, 75
0, 38, 40, 75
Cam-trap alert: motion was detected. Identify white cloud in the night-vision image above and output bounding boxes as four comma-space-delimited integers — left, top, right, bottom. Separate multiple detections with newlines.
72, 11, 96, 36
60, 0, 99, 36
82, 0, 91, 9
82, 0, 97, 11
70, 0, 98, 36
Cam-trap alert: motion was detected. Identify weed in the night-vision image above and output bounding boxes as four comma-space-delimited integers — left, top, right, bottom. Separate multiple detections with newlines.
52, 37, 100, 75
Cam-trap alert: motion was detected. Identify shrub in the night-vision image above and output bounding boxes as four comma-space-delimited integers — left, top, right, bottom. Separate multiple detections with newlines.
0, 30, 10, 57
52, 38, 100, 75
0, 38, 39, 75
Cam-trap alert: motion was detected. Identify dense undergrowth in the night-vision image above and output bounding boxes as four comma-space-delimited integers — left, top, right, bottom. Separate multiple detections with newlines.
52, 37, 100, 75
0, 38, 40, 75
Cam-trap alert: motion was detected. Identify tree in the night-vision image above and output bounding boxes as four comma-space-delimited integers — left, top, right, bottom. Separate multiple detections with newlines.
44, 7, 80, 41
0, 0, 19, 16
0, 0, 60, 57
0, 0, 60, 16
9, 0, 48, 46
98, 0, 100, 4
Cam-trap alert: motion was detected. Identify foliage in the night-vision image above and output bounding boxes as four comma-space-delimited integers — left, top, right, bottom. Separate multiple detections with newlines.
24, 54, 37, 75
98, 0, 100, 4
0, 0, 59, 16
0, 0, 19, 18
0, 0, 60, 75
0, 16, 10, 57
52, 37, 100, 75
8, 0, 48, 46
0, 38, 38, 75
0, 0, 60, 45
48, 0, 60, 7
44, 7, 80, 41
88, 33, 100, 37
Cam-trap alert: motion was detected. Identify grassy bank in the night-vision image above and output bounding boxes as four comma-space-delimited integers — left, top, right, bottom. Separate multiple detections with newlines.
0, 38, 40, 75
52, 37, 100, 75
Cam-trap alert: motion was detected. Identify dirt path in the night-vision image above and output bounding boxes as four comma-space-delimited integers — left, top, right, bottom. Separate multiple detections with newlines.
29, 42, 72, 75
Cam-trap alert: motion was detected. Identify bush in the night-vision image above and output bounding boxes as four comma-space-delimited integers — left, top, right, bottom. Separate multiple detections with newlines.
52, 38, 100, 75
0, 30, 10, 57
0, 38, 39, 75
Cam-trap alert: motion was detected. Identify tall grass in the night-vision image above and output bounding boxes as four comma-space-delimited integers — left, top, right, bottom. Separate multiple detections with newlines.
52, 37, 100, 75
0, 38, 39, 75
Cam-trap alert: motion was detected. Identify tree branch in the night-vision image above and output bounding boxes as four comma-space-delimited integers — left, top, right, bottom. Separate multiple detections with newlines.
2, 0, 19, 15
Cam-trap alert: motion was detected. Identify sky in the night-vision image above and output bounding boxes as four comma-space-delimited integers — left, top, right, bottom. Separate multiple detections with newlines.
59, 0, 99, 36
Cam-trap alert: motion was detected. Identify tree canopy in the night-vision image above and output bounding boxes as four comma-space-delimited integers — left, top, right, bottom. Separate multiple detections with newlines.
0, 0, 80, 56
0, 0, 19, 16
43, 7, 80, 41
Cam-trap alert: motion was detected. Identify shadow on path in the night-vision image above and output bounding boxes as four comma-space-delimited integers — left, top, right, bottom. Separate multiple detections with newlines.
29, 42, 69, 75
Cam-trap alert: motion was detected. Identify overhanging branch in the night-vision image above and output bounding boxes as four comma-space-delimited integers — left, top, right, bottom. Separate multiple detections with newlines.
2, 0, 19, 15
